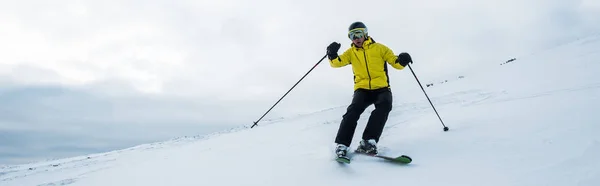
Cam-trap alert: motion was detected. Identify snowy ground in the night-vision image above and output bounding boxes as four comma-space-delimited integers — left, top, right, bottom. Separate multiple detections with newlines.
2, 35, 600, 186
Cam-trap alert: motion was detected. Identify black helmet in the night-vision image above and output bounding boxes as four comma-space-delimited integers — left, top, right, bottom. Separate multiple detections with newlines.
348, 21, 367, 31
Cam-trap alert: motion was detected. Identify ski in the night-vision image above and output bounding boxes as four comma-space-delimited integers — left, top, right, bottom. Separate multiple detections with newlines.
336, 156, 351, 164
335, 153, 412, 164
354, 152, 412, 164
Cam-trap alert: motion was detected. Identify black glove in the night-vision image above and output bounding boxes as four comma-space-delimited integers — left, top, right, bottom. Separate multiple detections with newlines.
327, 42, 341, 60
396, 52, 413, 67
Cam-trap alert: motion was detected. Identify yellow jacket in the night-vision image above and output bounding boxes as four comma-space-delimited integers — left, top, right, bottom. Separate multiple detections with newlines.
329, 37, 405, 90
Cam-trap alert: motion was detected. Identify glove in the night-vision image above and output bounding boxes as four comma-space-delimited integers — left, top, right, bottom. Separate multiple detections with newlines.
326, 42, 341, 60
396, 52, 413, 67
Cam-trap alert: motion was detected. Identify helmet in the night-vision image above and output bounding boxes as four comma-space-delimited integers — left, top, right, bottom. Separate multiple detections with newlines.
348, 21, 368, 40
348, 21, 367, 31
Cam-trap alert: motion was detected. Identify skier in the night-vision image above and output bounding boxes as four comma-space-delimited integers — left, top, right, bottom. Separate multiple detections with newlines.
326, 21, 413, 160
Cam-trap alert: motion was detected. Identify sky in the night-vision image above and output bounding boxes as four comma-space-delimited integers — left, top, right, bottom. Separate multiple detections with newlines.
0, 0, 599, 165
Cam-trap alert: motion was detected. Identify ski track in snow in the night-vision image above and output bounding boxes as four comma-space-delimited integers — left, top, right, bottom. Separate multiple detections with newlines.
2, 33, 600, 186
37, 178, 77, 186
481, 82, 600, 105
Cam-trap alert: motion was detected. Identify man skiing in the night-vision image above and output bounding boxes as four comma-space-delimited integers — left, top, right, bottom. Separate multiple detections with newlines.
326, 21, 413, 161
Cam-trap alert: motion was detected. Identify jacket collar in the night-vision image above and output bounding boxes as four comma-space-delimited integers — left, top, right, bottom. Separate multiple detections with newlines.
351, 36, 376, 50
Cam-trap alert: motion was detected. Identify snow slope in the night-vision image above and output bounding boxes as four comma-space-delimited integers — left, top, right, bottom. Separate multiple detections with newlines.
2, 34, 600, 186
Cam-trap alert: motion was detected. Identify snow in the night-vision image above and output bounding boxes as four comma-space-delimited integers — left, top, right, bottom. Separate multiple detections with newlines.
2, 34, 600, 186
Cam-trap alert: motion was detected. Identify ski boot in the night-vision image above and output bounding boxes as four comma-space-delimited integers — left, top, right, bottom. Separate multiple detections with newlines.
355, 139, 378, 155
335, 144, 350, 163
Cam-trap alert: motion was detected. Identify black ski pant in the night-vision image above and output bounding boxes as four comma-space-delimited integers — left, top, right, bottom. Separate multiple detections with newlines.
334, 87, 393, 147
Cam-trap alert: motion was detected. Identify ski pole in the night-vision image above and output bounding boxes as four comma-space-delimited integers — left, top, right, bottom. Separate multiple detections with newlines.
251, 54, 328, 128
407, 64, 449, 131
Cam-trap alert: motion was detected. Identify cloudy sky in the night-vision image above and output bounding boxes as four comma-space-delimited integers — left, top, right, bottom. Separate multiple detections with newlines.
0, 0, 598, 165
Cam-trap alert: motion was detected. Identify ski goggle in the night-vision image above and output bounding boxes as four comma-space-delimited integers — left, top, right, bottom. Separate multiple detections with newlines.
348, 28, 367, 40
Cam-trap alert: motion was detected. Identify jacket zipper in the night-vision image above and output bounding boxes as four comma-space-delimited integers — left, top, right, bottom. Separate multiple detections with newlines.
363, 50, 371, 89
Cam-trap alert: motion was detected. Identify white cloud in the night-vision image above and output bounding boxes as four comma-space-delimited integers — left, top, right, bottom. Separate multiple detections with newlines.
2, 0, 599, 121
